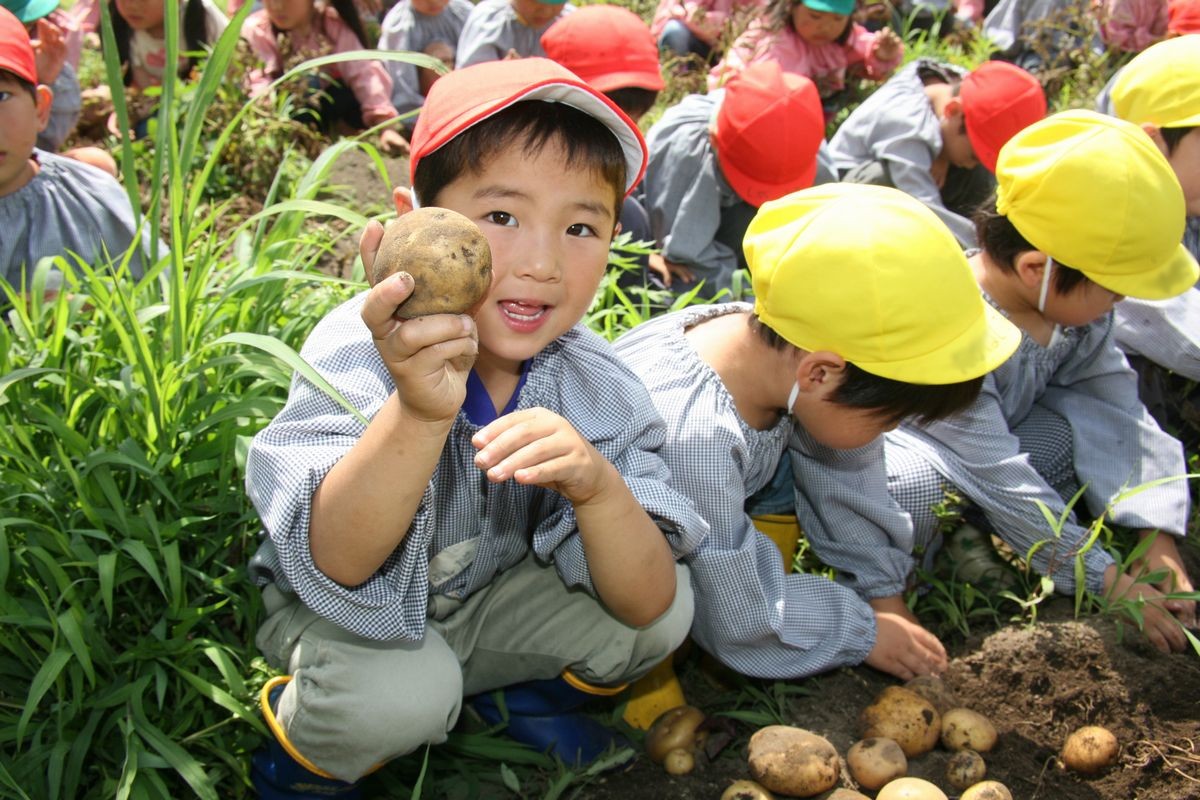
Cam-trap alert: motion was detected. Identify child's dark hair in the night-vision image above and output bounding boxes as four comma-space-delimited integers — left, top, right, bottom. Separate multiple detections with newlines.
770, 0, 852, 44
749, 315, 985, 424
1161, 125, 1197, 155
0, 68, 36, 102
109, 0, 209, 86
604, 88, 658, 121
412, 100, 627, 221
269, 0, 369, 56
974, 200, 1090, 294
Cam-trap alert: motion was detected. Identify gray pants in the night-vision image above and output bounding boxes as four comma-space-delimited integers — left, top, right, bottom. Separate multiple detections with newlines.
256, 557, 694, 781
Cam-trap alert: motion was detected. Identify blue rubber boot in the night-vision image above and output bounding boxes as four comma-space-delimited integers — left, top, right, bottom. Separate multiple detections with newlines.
251, 676, 363, 799
469, 674, 629, 765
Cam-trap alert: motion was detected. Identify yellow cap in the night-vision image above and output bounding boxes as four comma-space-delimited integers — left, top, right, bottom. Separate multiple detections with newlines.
1111, 35, 1200, 127
996, 110, 1199, 300
745, 184, 1020, 385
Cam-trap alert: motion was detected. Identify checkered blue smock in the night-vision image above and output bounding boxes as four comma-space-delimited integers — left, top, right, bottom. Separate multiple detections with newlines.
886, 306, 1189, 595
246, 293, 708, 641
615, 304, 877, 678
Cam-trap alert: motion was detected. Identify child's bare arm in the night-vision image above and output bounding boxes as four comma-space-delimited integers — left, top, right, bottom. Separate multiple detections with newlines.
309, 222, 478, 587
472, 408, 677, 626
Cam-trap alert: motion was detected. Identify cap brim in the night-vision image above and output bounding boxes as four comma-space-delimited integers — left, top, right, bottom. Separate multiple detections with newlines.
590, 69, 665, 93
722, 154, 818, 209
854, 300, 1021, 384
12, 0, 57, 21
1089, 242, 1200, 301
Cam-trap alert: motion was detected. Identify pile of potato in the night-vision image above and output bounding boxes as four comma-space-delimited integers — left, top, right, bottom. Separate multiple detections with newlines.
647, 675, 1118, 798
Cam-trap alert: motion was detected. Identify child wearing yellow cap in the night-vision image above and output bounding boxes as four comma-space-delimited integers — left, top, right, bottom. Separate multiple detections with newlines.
1096, 36, 1200, 392
885, 111, 1199, 655
614, 183, 1020, 681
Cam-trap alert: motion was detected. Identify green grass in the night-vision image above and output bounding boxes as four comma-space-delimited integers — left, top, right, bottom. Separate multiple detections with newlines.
3, 5, 1197, 799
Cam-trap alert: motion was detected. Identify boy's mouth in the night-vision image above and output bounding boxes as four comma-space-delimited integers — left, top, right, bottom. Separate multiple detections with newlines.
498, 299, 550, 331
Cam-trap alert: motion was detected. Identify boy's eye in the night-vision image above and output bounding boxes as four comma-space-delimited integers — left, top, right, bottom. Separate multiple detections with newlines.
566, 223, 598, 238
485, 211, 516, 227
0, 91, 12, 103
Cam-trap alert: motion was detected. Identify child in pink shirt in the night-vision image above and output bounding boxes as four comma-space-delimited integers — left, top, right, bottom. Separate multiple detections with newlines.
650, 0, 765, 61
710, 0, 902, 116
241, 0, 408, 154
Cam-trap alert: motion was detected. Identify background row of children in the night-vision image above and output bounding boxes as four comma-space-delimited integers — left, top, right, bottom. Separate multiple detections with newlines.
242, 47, 1199, 799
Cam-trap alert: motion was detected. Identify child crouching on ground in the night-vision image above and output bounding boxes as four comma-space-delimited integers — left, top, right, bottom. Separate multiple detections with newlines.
0, 7, 150, 285
880, 111, 1198, 654
615, 184, 1020, 682
242, 0, 409, 154
245, 57, 704, 798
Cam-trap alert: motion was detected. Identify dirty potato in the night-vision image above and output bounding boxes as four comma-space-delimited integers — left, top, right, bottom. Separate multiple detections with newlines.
946, 748, 987, 789
960, 780, 1014, 800
747, 726, 839, 798
372, 207, 493, 318
941, 708, 998, 753
859, 686, 942, 757
1061, 725, 1119, 775
846, 737, 907, 790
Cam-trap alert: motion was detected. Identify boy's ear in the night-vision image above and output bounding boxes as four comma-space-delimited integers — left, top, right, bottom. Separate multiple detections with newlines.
1013, 250, 1050, 289
392, 186, 416, 216
35, 85, 53, 132
942, 97, 964, 121
794, 350, 848, 399
1142, 122, 1169, 157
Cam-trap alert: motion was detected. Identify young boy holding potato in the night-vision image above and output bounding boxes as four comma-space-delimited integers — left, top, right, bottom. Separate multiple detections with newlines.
613, 183, 1021, 682
244, 57, 704, 798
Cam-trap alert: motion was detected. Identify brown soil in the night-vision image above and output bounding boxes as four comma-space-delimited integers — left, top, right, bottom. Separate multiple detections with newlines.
314, 146, 410, 279
584, 576, 1200, 800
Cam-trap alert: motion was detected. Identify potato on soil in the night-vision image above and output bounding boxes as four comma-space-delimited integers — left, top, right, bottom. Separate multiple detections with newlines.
946, 748, 986, 789
720, 779, 774, 800
372, 207, 493, 318
827, 790, 871, 800
747, 725, 839, 798
859, 686, 941, 757
876, 776, 949, 800
846, 737, 907, 790
905, 675, 958, 714
941, 708, 998, 752
645, 705, 707, 764
1061, 725, 1118, 775
960, 780, 1014, 800
662, 747, 695, 775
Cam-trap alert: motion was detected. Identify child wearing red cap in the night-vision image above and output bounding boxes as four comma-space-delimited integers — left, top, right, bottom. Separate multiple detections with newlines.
641, 60, 829, 296
0, 6, 151, 286
378, 0, 472, 137
244, 57, 703, 798
709, 0, 903, 116
455, 0, 572, 68
830, 59, 1045, 247
1169, 0, 1200, 33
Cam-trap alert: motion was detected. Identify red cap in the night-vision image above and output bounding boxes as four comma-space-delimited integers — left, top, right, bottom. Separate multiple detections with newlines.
540, 5, 664, 93
712, 62, 824, 208
960, 61, 1046, 172
1168, 0, 1200, 35
0, 6, 36, 85
409, 57, 648, 199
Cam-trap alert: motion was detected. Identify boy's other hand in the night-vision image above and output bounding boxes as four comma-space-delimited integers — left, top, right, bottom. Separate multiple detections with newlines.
33, 17, 67, 85
866, 596, 948, 681
472, 408, 615, 503
872, 27, 902, 63
1132, 532, 1197, 628
1105, 566, 1190, 653
360, 223, 478, 423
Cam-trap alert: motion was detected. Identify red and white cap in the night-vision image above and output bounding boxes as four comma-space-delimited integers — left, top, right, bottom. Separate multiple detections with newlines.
409, 57, 648, 198
960, 61, 1046, 173
541, 5, 665, 94
712, 62, 825, 208
0, 6, 36, 86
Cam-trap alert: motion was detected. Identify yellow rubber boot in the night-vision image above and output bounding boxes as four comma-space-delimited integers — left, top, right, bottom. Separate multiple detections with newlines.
751, 513, 802, 574
620, 656, 686, 730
